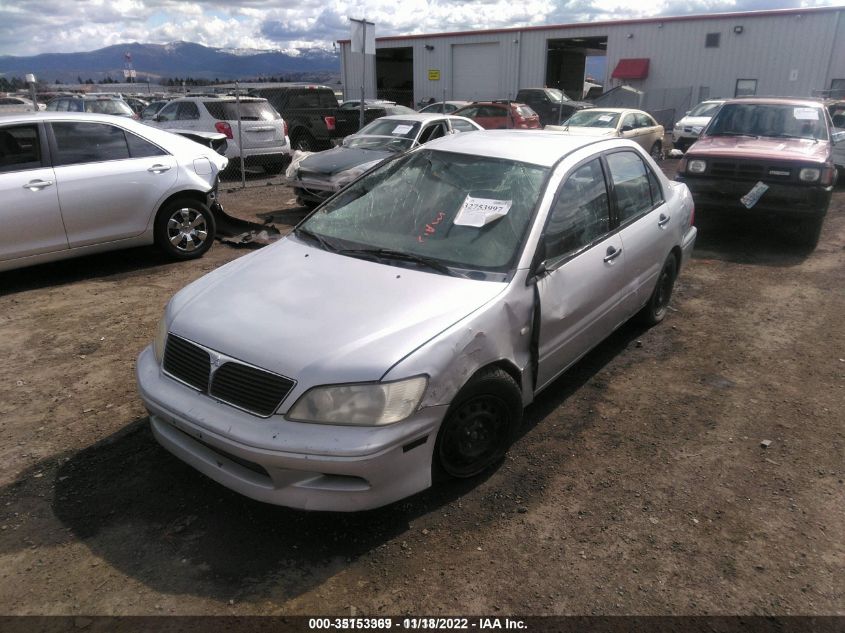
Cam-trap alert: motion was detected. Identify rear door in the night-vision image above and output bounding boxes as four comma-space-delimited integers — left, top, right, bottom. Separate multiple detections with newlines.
535, 156, 628, 390
207, 101, 284, 152
49, 121, 177, 247
0, 122, 67, 262
606, 149, 675, 311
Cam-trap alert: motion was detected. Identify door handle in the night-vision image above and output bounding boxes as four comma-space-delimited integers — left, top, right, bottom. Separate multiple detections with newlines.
23, 179, 54, 191
147, 164, 172, 174
603, 245, 623, 263
658, 214, 671, 227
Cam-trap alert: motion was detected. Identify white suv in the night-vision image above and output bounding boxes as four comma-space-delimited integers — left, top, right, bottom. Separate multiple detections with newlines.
148, 96, 290, 174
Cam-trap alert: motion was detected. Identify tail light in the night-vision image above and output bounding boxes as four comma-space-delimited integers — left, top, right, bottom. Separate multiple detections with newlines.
215, 121, 233, 139
324, 116, 336, 131
284, 120, 289, 137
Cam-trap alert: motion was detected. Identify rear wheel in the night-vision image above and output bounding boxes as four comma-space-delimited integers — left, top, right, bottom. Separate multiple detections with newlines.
636, 254, 677, 326
433, 367, 522, 481
650, 141, 663, 162
154, 198, 216, 260
292, 132, 316, 152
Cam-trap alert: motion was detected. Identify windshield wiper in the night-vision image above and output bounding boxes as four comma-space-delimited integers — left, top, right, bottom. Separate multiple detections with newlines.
294, 226, 338, 252
763, 133, 817, 142
338, 247, 455, 275
708, 131, 759, 138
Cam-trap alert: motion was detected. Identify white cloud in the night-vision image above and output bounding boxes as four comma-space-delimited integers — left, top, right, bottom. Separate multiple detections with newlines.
0, 0, 840, 55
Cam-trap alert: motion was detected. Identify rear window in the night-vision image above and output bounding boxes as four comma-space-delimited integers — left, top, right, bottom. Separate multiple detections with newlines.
286, 90, 339, 109
516, 106, 537, 117
84, 100, 134, 116
204, 101, 280, 122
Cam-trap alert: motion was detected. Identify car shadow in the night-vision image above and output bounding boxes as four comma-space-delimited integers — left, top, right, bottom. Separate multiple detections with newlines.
0, 319, 650, 604
0, 246, 175, 296
691, 209, 816, 266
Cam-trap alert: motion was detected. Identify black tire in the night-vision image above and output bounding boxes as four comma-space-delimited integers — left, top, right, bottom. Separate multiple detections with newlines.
650, 141, 663, 162
292, 132, 316, 152
636, 254, 677, 326
154, 198, 216, 260
796, 215, 824, 250
433, 367, 522, 481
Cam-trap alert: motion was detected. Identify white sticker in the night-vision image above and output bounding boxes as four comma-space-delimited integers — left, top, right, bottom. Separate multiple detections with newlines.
793, 108, 819, 121
392, 124, 414, 135
598, 115, 613, 122
454, 195, 513, 227
740, 181, 769, 209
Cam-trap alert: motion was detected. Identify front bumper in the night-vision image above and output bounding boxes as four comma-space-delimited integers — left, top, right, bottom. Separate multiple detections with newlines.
136, 345, 445, 511
676, 175, 832, 216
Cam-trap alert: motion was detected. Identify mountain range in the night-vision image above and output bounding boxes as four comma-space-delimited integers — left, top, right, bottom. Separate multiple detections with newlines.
0, 41, 341, 84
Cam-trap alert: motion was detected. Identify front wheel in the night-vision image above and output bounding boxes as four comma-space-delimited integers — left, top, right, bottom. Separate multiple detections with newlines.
433, 367, 522, 481
636, 254, 677, 326
154, 198, 216, 260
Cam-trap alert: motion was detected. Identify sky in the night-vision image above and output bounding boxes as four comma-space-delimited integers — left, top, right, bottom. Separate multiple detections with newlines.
0, 0, 842, 56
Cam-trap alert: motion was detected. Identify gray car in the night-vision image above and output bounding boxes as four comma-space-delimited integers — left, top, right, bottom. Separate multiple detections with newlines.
136, 131, 697, 511
286, 113, 483, 206
0, 112, 227, 272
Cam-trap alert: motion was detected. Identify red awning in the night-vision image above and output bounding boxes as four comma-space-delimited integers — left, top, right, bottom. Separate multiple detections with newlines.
611, 58, 650, 80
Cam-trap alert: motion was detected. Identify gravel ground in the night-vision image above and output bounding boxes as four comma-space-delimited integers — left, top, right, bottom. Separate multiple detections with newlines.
0, 160, 842, 616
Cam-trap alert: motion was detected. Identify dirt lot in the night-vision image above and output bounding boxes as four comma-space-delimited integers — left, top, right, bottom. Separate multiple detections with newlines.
0, 161, 842, 617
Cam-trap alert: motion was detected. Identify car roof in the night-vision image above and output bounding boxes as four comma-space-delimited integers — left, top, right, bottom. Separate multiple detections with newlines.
422, 129, 622, 167
725, 97, 824, 107
166, 96, 266, 103
373, 113, 457, 123
576, 108, 646, 115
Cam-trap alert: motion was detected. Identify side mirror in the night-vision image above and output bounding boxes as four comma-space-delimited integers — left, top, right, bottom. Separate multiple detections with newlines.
621, 124, 633, 132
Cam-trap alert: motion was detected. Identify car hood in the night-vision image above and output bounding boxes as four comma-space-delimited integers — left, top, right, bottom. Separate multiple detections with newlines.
168, 238, 507, 388
689, 135, 830, 162
300, 146, 392, 175
676, 116, 711, 128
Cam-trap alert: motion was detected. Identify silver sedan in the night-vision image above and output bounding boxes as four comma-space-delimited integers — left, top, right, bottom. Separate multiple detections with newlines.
0, 112, 227, 272
137, 131, 697, 511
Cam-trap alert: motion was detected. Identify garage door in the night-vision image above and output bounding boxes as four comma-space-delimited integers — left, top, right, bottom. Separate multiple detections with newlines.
452, 43, 501, 101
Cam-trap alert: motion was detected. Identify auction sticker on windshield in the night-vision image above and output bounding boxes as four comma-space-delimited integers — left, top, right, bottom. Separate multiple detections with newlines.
598, 115, 614, 122
392, 124, 414, 135
793, 108, 819, 120
453, 195, 513, 227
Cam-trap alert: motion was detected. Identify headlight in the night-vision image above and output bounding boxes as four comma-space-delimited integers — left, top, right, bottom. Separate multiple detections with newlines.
330, 159, 383, 188
153, 315, 168, 364
285, 150, 313, 179
287, 376, 428, 426
688, 159, 707, 174
799, 167, 821, 183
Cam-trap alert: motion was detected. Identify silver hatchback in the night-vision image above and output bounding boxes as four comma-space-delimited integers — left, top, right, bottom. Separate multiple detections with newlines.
137, 131, 697, 511
0, 112, 227, 272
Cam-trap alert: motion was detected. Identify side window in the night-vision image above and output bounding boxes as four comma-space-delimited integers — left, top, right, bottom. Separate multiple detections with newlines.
157, 102, 179, 122
451, 119, 478, 133
177, 102, 200, 120
0, 125, 42, 173
621, 114, 636, 131
635, 113, 653, 128
459, 107, 478, 118
542, 158, 610, 261
125, 131, 167, 158
52, 122, 130, 166
418, 122, 447, 144
606, 151, 655, 223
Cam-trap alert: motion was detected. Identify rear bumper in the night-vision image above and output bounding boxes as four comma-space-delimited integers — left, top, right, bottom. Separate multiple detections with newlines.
680, 226, 697, 270
676, 176, 832, 216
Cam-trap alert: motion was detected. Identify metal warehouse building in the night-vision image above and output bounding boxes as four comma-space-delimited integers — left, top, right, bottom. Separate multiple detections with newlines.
339, 6, 845, 118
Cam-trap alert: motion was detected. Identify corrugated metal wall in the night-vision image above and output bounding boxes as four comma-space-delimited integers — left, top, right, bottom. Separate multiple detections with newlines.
340, 9, 845, 106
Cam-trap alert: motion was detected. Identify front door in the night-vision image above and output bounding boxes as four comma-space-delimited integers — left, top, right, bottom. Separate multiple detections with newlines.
535, 157, 629, 390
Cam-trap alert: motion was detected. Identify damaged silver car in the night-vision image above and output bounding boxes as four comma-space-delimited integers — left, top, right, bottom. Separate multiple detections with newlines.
136, 130, 697, 511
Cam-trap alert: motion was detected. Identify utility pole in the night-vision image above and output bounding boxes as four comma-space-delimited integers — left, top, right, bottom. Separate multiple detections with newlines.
349, 17, 375, 130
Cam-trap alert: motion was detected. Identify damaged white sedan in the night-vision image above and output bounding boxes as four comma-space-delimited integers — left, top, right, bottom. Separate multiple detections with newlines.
136, 130, 697, 511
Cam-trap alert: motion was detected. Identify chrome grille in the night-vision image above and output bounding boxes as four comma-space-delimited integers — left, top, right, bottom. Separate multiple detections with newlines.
710, 161, 764, 179
210, 362, 294, 417
162, 335, 210, 392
